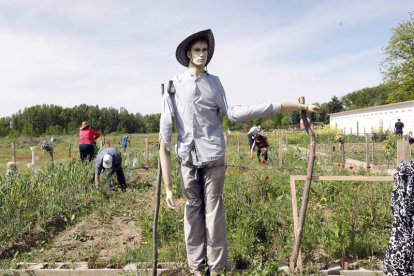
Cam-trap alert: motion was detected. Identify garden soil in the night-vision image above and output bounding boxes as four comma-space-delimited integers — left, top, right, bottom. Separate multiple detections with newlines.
30, 168, 155, 266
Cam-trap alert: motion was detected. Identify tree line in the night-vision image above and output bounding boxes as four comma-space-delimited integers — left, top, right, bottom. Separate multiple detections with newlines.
0, 82, 395, 138
1, 12, 413, 137
0, 104, 160, 137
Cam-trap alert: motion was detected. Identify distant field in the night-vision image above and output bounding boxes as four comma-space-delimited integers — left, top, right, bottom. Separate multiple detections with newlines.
0, 133, 159, 172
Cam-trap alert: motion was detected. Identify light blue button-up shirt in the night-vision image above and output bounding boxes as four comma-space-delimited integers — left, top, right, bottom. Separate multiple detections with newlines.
160, 71, 281, 163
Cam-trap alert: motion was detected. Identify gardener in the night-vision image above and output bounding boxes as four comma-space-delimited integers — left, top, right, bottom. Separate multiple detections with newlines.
94, 147, 126, 190
247, 125, 262, 150
394, 118, 404, 137
79, 121, 101, 162
6, 161, 17, 176
159, 29, 320, 275
250, 132, 270, 164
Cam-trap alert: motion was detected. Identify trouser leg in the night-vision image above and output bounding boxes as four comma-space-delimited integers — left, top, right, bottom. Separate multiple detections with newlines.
115, 166, 126, 189
79, 145, 87, 162
248, 135, 253, 149
180, 162, 207, 273
263, 151, 268, 161
87, 145, 95, 162
202, 157, 227, 272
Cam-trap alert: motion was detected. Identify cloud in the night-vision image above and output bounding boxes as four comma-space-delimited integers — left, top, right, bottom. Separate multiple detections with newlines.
0, 0, 413, 117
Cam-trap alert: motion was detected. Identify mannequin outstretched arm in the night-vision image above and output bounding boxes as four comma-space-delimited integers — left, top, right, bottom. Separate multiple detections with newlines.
280, 102, 320, 114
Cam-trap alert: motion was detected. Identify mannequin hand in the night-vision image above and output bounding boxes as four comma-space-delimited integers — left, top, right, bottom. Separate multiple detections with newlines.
306, 105, 320, 113
166, 190, 175, 209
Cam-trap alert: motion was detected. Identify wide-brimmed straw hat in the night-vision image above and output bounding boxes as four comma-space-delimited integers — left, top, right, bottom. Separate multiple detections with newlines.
175, 29, 215, 67
80, 121, 90, 130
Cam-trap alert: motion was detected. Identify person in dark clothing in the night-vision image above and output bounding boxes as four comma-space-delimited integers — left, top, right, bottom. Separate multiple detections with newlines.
250, 133, 270, 164
394, 119, 404, 137
95, 147, 126, 190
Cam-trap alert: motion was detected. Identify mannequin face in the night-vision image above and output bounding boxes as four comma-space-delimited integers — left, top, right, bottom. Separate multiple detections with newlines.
187, 41, 208, 68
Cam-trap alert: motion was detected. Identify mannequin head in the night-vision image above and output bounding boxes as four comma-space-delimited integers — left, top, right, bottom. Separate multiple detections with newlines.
187, 39, 209, 68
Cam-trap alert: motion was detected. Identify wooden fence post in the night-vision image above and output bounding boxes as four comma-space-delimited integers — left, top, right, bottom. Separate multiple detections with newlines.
278, 130, 283, 168
11, 142, 16, 163
397, 138, 411, 164
365, 134, 369, 169
371, 138, 375, 165
329, 139, 333, 166
237, 134, 240, 168
145, 138, 149, 167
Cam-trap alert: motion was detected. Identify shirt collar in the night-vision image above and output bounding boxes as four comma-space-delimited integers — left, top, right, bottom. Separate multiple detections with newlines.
184, 70, 207, 79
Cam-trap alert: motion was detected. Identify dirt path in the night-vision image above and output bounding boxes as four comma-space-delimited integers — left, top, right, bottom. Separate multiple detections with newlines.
31, 171, 156, 267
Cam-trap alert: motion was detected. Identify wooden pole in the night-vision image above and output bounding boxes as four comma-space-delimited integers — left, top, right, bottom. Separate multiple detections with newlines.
237, 135, 240, 169
289, 176, 303, 273
397, 138, 411, 164
145, 138, 149, 168
278, 130, 283, 168
290, 97, 317, 272
365, 134, 369, 169
11, 142, 16, 163
330, 139, 333, 166
153, 82, 166, 276
68, 142, 72, 158
371, 138, 375, 165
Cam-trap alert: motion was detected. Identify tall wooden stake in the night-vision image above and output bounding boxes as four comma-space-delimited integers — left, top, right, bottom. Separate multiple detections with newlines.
290, 97, 317, 273
11, 142, 16, 163
153, 82, 168, 276
145, 138, 149, 167
365, 134, 369, 169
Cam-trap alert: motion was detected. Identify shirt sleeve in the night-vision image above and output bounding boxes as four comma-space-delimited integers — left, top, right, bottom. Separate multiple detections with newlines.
214, 76, 282, 123
95, 158, 103, 174
159, 86, 175, 152
93, 129, 101, 139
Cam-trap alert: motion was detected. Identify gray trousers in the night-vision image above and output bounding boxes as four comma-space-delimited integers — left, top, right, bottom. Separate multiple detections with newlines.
179, 150, 227, 273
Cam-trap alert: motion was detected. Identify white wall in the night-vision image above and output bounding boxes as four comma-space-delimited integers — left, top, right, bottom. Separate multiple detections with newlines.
329, 100, 414, 135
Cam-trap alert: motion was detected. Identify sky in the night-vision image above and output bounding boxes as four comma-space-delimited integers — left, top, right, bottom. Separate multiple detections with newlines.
0, 0, 413, 118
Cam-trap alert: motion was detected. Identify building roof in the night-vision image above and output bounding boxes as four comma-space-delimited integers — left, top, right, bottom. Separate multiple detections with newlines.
329, 99, 414, 117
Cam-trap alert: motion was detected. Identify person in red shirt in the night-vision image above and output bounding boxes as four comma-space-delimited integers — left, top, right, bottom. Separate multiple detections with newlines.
79, 121, 101, 162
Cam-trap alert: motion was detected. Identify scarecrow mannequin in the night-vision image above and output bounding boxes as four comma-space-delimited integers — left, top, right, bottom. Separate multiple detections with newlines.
159, 29, 320, 275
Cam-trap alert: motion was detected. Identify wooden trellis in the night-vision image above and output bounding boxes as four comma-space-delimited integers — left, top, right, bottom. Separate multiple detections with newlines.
290, 174, 394, 272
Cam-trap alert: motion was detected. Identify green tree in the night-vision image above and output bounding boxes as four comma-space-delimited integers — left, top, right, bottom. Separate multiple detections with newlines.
326, 96, 344, 113
0, 117, 11, 137
144, 113, 161, 133
381, 12, 414, 102
341, 85, 391, 110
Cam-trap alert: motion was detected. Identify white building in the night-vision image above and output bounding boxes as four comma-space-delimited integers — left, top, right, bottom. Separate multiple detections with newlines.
329, 100, 414, 135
